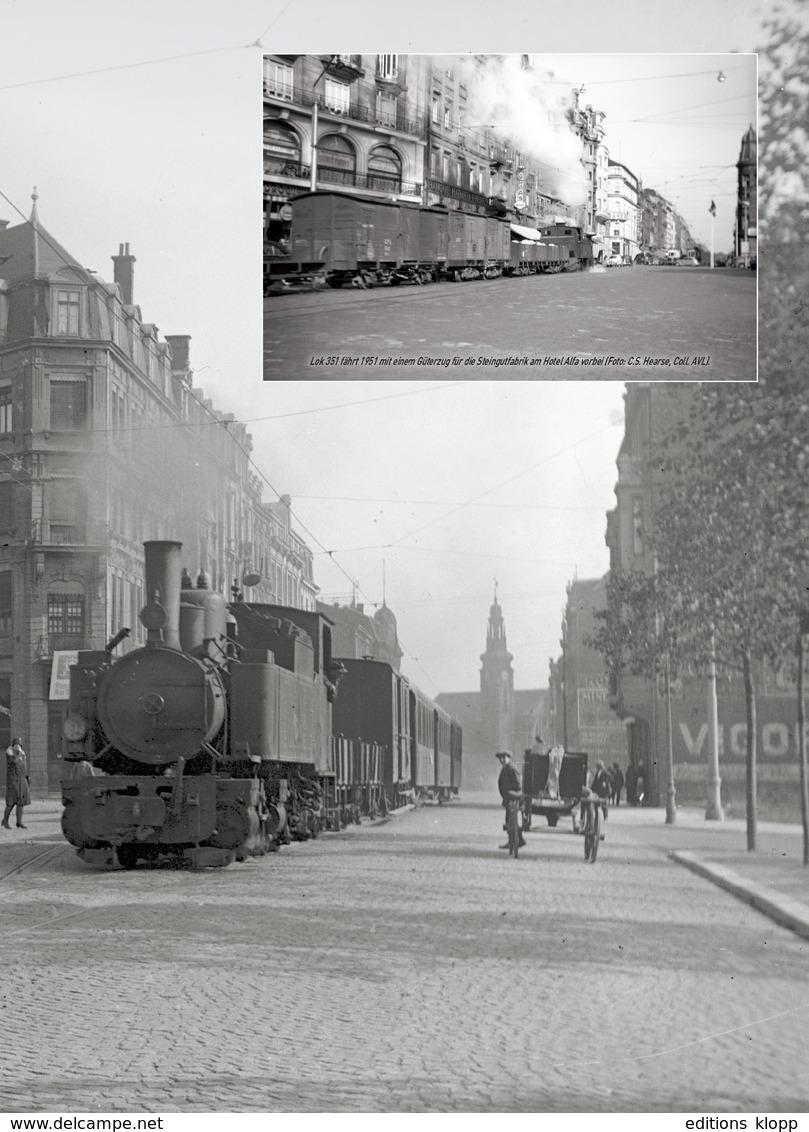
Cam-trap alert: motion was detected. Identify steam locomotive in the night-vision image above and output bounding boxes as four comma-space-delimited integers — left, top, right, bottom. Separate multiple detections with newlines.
265, 191, 592, 292
60, 541, 460, 868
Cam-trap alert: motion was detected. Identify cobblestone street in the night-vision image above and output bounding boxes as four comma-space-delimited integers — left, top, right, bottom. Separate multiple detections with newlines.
265, 267, 756, 381
1, 796, 806, 1114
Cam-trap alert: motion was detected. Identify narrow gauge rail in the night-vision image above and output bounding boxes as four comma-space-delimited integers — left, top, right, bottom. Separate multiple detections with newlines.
265, 191, 593, 293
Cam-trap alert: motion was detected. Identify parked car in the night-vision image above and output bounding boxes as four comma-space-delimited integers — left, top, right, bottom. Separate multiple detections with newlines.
677, 256, 700, 266
605, 254, 624, 267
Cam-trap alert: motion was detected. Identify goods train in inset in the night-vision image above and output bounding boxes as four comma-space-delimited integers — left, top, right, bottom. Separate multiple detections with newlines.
60, 541, 461, 868
264, 191, 593, 292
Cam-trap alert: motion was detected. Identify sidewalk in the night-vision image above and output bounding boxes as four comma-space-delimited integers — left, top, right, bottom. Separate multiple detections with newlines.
611, 802, 809, 941
6, 798, 809, 941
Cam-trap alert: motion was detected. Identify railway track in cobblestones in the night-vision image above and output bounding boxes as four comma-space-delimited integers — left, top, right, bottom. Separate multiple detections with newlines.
0, 842, 70, 885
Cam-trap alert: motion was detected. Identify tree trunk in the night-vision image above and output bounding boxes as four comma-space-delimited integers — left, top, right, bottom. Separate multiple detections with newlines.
743, 648, 757, 851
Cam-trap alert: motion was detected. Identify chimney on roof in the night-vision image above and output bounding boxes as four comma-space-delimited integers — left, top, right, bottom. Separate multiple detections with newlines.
0, 222, 9, 231
112, 242, 136, 305
165, 335, 191, 373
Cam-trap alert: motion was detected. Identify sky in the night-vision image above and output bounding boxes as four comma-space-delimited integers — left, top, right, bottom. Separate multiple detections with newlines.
0, 0, 775, 698
524, 53, 757, 250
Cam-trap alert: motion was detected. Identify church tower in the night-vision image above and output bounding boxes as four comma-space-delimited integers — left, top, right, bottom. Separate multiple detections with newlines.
479, 586, 515, 753
735, 125, 757, 267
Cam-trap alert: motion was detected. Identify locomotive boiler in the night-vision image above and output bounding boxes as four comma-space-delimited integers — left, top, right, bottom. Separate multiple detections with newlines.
61, 541, 339, 868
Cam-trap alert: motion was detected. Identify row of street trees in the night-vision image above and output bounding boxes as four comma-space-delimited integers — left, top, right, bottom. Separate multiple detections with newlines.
592, 5, 809, 858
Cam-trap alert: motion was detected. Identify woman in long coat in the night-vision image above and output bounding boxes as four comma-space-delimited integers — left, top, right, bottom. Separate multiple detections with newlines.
2, 737, 30, 829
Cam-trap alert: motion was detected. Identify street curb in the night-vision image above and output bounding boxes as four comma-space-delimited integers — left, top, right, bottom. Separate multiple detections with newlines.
671, 850, 809, 942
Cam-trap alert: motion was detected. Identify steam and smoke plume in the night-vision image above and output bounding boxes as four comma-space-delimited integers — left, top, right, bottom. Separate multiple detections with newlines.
445, 55, 589, 209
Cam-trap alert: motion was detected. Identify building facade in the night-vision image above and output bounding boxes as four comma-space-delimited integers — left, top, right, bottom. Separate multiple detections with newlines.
264, 54, 589, 247
607, 160, 641, 262
571, 95, 610, 261
316, 597, 403, 669
735, 126, 757, 268
0, 200, 317, 793
546, 577, 629, 765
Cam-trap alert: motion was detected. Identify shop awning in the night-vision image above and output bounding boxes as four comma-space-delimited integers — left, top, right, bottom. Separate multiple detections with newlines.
510, 223, 544, 241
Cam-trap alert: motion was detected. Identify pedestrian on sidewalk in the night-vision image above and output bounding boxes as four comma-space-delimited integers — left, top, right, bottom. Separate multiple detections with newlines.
625, 763, 637, 806
2, 737, 30, 829
610, 762, 624, 806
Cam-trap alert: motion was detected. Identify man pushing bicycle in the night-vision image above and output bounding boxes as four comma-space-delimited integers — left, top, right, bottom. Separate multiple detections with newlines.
495, 750, 526, 850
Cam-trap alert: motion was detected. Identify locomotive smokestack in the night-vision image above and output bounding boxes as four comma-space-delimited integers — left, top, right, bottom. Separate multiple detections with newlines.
142, 541, 182, 649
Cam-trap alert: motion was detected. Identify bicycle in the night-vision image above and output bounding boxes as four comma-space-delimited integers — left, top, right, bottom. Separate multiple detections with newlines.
581, 792, 607, 863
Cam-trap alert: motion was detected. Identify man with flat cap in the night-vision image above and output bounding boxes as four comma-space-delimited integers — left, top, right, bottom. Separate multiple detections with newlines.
495, 749, 525, 850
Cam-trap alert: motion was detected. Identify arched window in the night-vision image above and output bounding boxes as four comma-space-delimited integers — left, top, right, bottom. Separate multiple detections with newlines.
368, 146, 402, 192
318, 135, 356, 187
264, 121, 303, 178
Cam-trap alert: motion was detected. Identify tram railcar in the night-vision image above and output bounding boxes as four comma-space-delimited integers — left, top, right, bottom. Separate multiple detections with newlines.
332, 658, 461, 807
61, 541, 343, 869
284, 191, 578, 288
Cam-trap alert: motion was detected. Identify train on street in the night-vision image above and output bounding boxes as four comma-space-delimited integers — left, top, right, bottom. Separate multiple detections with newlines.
264, 191, 593, 292
60, 541, 461, 869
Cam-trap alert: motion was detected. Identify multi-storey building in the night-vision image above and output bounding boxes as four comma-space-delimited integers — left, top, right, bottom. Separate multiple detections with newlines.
735, 125, 757, 267
546, 577, 629, 765
607, 159, 641, 262
264, 54, 590, 246
263, 54, 429, 244
316, 596, 403, 669
0, 199, 317, 792
571, 94, 610, 262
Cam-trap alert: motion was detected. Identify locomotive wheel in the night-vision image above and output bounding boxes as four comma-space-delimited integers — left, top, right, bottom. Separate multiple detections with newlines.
117, 845, 141, 869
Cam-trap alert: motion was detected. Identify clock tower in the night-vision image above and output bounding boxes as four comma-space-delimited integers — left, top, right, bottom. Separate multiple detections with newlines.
480, 585, 515, 753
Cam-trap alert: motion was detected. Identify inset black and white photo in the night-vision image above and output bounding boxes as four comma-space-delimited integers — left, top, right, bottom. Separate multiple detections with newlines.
264, 53, 758, 380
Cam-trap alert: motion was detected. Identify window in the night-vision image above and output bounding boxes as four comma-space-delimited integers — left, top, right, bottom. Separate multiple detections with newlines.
264, 121, 302, 177
375, 90, 397, 128
0, 573, 11, 632
323, 77, 350, 114
0, 388, 11, 435
431, 98, 440, 124
368, 146, 402, 193
50, 379, 88, 431
48, 593, 85, 638
443, 106, 452, 129
318, 135, 356, 187
632, 498, 643, 555
264, 59, 294, 100
48, 482, 86, 544
56, 290, 80, 336
0, 482, 12, 532
377, 54, 399, 79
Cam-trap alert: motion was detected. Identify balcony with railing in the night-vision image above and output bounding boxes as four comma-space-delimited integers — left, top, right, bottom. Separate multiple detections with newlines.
297, 90, 425, 138
321, 55, 365, 81
263, 155, 420, 198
